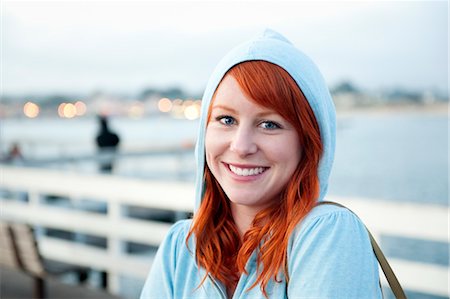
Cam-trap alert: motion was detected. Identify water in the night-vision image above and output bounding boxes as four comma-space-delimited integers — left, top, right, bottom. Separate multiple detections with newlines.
330, 112, 448, 206
0, 116, 199, 158
1, 110, 447, 205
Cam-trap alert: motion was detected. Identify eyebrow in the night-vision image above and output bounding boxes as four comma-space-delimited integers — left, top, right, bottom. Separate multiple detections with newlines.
211, 105, 237, 114
211, 105, 278, 118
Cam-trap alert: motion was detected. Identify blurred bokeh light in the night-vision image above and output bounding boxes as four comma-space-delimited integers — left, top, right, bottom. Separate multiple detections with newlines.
23, 102, 40, 118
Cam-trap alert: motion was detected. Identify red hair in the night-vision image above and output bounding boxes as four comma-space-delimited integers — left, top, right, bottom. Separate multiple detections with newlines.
187, 60, 323, 297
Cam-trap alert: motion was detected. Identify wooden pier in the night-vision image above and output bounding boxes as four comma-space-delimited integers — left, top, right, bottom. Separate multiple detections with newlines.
0, 267, 121, 299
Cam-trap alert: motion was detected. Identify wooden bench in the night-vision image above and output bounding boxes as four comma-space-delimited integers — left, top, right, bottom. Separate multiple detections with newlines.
0, 221, 89, 298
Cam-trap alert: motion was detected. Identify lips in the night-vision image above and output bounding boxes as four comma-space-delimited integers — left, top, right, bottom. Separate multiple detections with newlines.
226, 163, 269, 177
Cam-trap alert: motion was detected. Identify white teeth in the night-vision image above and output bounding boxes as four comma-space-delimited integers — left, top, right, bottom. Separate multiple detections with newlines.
229, 165, 265, 176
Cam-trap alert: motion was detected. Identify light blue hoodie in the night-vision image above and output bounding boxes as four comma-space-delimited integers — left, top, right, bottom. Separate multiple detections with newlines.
140, 29, 382, 299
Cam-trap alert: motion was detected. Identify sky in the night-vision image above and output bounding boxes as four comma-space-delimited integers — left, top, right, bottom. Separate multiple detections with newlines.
1, 0, 448, 97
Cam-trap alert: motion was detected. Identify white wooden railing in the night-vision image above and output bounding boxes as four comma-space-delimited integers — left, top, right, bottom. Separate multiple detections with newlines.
0, 166, 448, 298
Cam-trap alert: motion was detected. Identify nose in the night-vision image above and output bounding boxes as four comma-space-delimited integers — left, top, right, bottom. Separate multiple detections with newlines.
230, 126, 257, 156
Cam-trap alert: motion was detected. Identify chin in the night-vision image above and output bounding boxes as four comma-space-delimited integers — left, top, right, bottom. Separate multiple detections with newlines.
227, 193, 270, 208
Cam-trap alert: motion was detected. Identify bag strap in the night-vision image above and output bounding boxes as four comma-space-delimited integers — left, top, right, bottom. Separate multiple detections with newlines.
317, 201, 407, 299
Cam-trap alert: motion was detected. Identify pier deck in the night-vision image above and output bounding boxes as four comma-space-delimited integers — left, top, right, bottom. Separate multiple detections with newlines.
0, 267, 122, 299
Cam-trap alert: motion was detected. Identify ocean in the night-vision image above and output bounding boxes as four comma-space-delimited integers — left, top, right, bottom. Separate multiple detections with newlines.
331, 111, 448, 206
1, 109, 447, 206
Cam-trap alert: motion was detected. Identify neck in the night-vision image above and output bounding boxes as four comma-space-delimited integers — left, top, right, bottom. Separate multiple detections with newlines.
230, 203, 259, 238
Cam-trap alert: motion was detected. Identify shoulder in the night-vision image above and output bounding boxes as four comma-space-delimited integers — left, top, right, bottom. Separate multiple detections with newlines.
299, 202, 364, 231
154, 219, 192, 260
168, 218, 192, 235
289, 202, 371, 252
306, 201, 355, 220
140, 219, 194, 299
162, 219, 192, 249
286, 202, 382, 298
150, 219, 193, 273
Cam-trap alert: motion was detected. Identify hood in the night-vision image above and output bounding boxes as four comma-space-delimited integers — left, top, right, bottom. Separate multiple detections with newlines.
194, 29, 336, 212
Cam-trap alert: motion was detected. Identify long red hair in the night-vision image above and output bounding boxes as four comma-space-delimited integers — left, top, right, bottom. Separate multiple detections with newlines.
187, 60, 323, 297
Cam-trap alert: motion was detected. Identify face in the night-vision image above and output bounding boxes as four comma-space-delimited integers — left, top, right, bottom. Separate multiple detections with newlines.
205, 75, 302, 214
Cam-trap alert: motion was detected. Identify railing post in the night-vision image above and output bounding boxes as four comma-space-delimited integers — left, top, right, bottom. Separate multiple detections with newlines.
28, 190, 40, 206
29, 190, 45, 239
107, 199, 125, 295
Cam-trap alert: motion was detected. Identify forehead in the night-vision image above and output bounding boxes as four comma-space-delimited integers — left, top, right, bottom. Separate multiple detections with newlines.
211, 75, 271, 113
213, 75, 245, 101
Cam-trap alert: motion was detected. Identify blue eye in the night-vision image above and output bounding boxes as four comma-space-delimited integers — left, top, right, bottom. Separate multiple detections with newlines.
217, 115, 236, 126
260, 121, 281, 130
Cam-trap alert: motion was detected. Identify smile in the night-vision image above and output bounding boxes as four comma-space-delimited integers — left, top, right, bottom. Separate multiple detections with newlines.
227, 163, 268, 177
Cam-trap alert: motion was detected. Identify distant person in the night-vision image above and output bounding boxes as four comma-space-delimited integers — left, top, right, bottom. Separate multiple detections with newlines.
96, 115, 120, 173
3, 143, 27, 201
4, 143, 24, 165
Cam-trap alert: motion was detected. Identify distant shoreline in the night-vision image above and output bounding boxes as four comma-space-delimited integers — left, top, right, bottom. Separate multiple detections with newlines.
336, 102, 448, 117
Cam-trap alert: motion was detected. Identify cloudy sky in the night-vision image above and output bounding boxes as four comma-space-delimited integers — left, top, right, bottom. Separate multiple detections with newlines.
2, 0, 448, 96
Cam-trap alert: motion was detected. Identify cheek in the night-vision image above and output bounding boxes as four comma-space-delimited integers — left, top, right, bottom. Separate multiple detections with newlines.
204, 129, 213, 168
268, 136, 302, 166
286, 141, 302, 169
204, 128, 222, 169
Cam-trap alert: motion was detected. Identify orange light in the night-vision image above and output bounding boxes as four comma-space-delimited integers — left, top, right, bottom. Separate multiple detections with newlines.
58, 103, 66, 118
23, 102, 40, 118
173, 99, 183, 106
158, 98, 173, 113
75, 101, 87, 116
128, 102, 144, 118
183, 100, 193, 107
63, 103, 77, 118
184, 104, 200, 120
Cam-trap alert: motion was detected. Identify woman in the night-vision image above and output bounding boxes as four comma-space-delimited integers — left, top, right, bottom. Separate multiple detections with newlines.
140, 29, 382, 298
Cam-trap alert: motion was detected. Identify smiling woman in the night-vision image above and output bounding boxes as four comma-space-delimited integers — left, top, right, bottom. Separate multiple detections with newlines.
200, 61, 322, 296
140, 29, 383, 299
